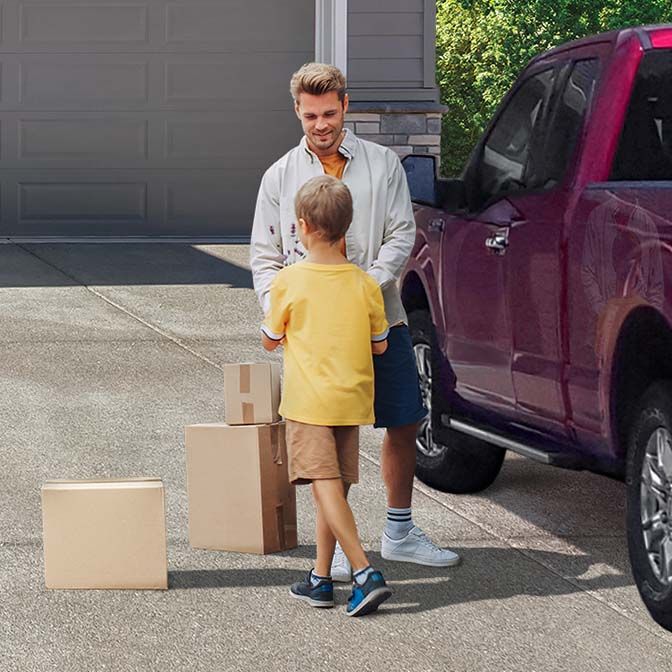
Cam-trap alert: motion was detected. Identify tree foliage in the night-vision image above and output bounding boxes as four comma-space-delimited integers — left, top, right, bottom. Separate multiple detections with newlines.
437, 0, 672, 175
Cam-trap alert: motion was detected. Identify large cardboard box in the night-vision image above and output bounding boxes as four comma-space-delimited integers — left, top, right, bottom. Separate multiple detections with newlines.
186, 422, 297, 553
224, 362, 281, 425
41, 478, 168, 590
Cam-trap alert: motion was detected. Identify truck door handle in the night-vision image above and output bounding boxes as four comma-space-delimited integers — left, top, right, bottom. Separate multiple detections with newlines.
485, 229, 509, 255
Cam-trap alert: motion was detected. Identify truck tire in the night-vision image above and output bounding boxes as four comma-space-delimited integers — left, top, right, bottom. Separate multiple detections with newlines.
626, 381, 672, 631
407, 309, 505, 494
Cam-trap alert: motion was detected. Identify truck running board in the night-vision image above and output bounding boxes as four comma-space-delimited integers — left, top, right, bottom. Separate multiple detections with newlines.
442, 416, 582, 469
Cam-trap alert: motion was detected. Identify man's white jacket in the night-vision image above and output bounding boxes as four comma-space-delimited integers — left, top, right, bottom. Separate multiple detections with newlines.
249, 129, 416, 327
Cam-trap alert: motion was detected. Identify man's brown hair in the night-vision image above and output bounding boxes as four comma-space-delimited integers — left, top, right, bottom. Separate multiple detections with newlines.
294, 175, 352, 243
290, 62, 346, 103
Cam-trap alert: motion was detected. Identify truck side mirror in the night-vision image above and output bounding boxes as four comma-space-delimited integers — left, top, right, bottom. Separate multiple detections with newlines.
402, 154, 440, 207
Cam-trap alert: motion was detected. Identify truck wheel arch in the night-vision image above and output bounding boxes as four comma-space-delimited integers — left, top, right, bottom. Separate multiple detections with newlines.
608, 306, 672, 463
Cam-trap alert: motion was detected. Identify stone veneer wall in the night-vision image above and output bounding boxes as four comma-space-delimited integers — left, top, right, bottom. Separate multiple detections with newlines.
344, 106, 445, 159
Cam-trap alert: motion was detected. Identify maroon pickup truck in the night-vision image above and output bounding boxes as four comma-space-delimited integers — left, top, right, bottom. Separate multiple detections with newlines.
400, 25, 672, 629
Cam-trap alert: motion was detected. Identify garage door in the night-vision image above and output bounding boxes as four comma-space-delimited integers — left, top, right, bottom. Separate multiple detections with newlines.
0, 1, 314, 238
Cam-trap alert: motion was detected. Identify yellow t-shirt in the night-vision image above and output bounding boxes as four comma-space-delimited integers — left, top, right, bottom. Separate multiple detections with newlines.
319, 152, 347, 179
262, 261, 389, 426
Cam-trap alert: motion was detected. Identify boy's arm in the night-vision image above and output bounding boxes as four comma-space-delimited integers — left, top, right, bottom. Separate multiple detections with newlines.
368, 276, 390, 356
261, 274, 289, 351
371, 339, 388, 355
261, 331, 283, 351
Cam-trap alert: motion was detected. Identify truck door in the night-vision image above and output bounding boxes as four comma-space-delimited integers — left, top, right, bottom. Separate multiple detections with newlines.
504, 57, 600, 438
441, 65, 556, 421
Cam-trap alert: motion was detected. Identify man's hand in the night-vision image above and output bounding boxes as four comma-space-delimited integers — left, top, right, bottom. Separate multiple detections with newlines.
372, 339, 388, 356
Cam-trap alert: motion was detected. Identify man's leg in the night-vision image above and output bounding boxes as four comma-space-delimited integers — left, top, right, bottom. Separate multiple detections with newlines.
381, 422, 418, 508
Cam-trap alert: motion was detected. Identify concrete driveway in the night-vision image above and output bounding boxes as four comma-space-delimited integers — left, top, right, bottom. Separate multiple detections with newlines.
1, 242, 671, 672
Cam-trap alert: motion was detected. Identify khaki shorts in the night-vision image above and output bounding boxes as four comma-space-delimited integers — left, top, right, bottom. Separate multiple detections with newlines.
285, 420, 359, 485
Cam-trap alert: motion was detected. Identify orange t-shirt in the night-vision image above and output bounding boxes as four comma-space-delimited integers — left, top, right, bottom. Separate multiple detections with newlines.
319, 152, 347, 179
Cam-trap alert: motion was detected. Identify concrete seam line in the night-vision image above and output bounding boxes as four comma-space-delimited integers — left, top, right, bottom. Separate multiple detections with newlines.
15, 243, 224, 372
85, 286, 224, 372
359, 448, 672, 644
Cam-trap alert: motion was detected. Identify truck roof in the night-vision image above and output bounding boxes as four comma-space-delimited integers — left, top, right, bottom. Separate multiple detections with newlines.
529, 24, 672, 64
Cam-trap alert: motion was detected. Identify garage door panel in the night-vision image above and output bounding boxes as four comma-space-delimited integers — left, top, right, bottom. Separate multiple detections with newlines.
164, 53, 309, 106
20, 4, 150, 45
6, 1, 313, 54
1, 52, 311, 111
2, 168, 268, 237
1, 111, 299, 169
166, 2, 313, 51
19, 57, 150, 106
19, 118, 149, 162
19, 181, 147, 222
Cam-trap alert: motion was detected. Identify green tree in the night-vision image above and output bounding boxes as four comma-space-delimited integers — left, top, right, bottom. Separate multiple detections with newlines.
437, 0, 672, 175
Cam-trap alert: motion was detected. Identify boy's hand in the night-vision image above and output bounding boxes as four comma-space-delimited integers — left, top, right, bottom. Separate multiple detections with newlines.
372, 339, 388, 356
261, 332, 282, 351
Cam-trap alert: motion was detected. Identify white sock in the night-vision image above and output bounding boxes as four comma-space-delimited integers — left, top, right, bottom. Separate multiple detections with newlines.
385, 506, 413, 540
310, 570, 331, 586
353, 565, 374, 586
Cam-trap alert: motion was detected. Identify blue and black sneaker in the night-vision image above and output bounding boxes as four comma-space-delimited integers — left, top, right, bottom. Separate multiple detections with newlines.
346, 569, 392, 617
289, 570, 334, 608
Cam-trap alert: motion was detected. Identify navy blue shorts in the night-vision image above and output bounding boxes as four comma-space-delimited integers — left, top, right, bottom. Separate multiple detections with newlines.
373, 324, 428, 429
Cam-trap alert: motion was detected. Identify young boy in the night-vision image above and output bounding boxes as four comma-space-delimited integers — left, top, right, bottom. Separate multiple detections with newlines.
260, 174, 392, 617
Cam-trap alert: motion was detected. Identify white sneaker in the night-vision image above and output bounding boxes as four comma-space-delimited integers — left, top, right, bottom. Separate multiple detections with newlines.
381, 526, 461, 567
330, 542, 352, 582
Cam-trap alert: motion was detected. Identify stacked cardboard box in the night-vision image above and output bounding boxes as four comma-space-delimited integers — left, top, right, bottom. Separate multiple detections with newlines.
185, 362, 297, 554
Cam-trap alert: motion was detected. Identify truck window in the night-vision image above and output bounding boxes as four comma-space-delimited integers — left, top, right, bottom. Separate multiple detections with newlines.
540, 59, 598, 187
611, 50, 672, 181
474, 68, 554, 209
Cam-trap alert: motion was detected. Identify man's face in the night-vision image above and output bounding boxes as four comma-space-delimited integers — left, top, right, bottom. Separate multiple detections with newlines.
295, 91, 349, 155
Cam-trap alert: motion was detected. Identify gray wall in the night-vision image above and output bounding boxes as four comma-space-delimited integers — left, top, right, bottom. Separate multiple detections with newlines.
0, 1, 313, 238
347, 0, 438, 102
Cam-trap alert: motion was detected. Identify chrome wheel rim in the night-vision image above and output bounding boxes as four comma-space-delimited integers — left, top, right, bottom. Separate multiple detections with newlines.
413, 343, 445, 458
641, 427, 672, 585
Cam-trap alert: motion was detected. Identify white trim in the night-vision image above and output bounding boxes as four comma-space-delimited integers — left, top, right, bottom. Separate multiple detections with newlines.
315, 0, 348, 76
371, 328, 390, 342
260, 325, 285, 341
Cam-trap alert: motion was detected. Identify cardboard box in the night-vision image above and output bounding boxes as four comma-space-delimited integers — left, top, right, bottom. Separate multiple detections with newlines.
224, 362, 281, 425
185, 422, 297, 554
41, 478, 168, 590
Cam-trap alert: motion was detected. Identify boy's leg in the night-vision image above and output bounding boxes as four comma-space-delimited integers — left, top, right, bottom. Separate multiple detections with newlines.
312, 478, 368, 571
314, 493, 337, 578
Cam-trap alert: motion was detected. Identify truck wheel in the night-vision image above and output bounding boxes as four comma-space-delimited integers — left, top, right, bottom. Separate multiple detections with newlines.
408, 309, 505, 494
627, 381, 672, 631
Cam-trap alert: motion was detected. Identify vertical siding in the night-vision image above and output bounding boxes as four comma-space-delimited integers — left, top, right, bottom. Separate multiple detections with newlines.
348, 0, 436, 99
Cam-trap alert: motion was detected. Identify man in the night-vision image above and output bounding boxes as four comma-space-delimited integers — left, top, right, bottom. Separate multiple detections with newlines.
250, 62, 460, 580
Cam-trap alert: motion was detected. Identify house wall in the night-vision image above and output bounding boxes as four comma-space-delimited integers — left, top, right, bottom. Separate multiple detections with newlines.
345, 0, 445, 159
347, 0, 438, 102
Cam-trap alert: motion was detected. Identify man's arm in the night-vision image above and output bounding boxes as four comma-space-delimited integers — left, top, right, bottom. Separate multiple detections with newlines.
250, 167, 284, 315
366, 152, 416, 290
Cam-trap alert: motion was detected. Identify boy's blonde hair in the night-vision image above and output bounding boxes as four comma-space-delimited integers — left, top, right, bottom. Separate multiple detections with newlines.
294, 175, 352, 243
290, 62, 346, 103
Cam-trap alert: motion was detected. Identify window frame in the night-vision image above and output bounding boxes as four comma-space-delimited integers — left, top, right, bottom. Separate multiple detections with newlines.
463, 56, 600, 215
609, 48, 672, 183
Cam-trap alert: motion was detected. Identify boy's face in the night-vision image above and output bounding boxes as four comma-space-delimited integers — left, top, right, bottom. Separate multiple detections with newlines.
295, 91, 349, 155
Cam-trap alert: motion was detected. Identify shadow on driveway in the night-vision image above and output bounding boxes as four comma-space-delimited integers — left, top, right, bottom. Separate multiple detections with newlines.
169, 546, 632, 616
0, 243, 253, 288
